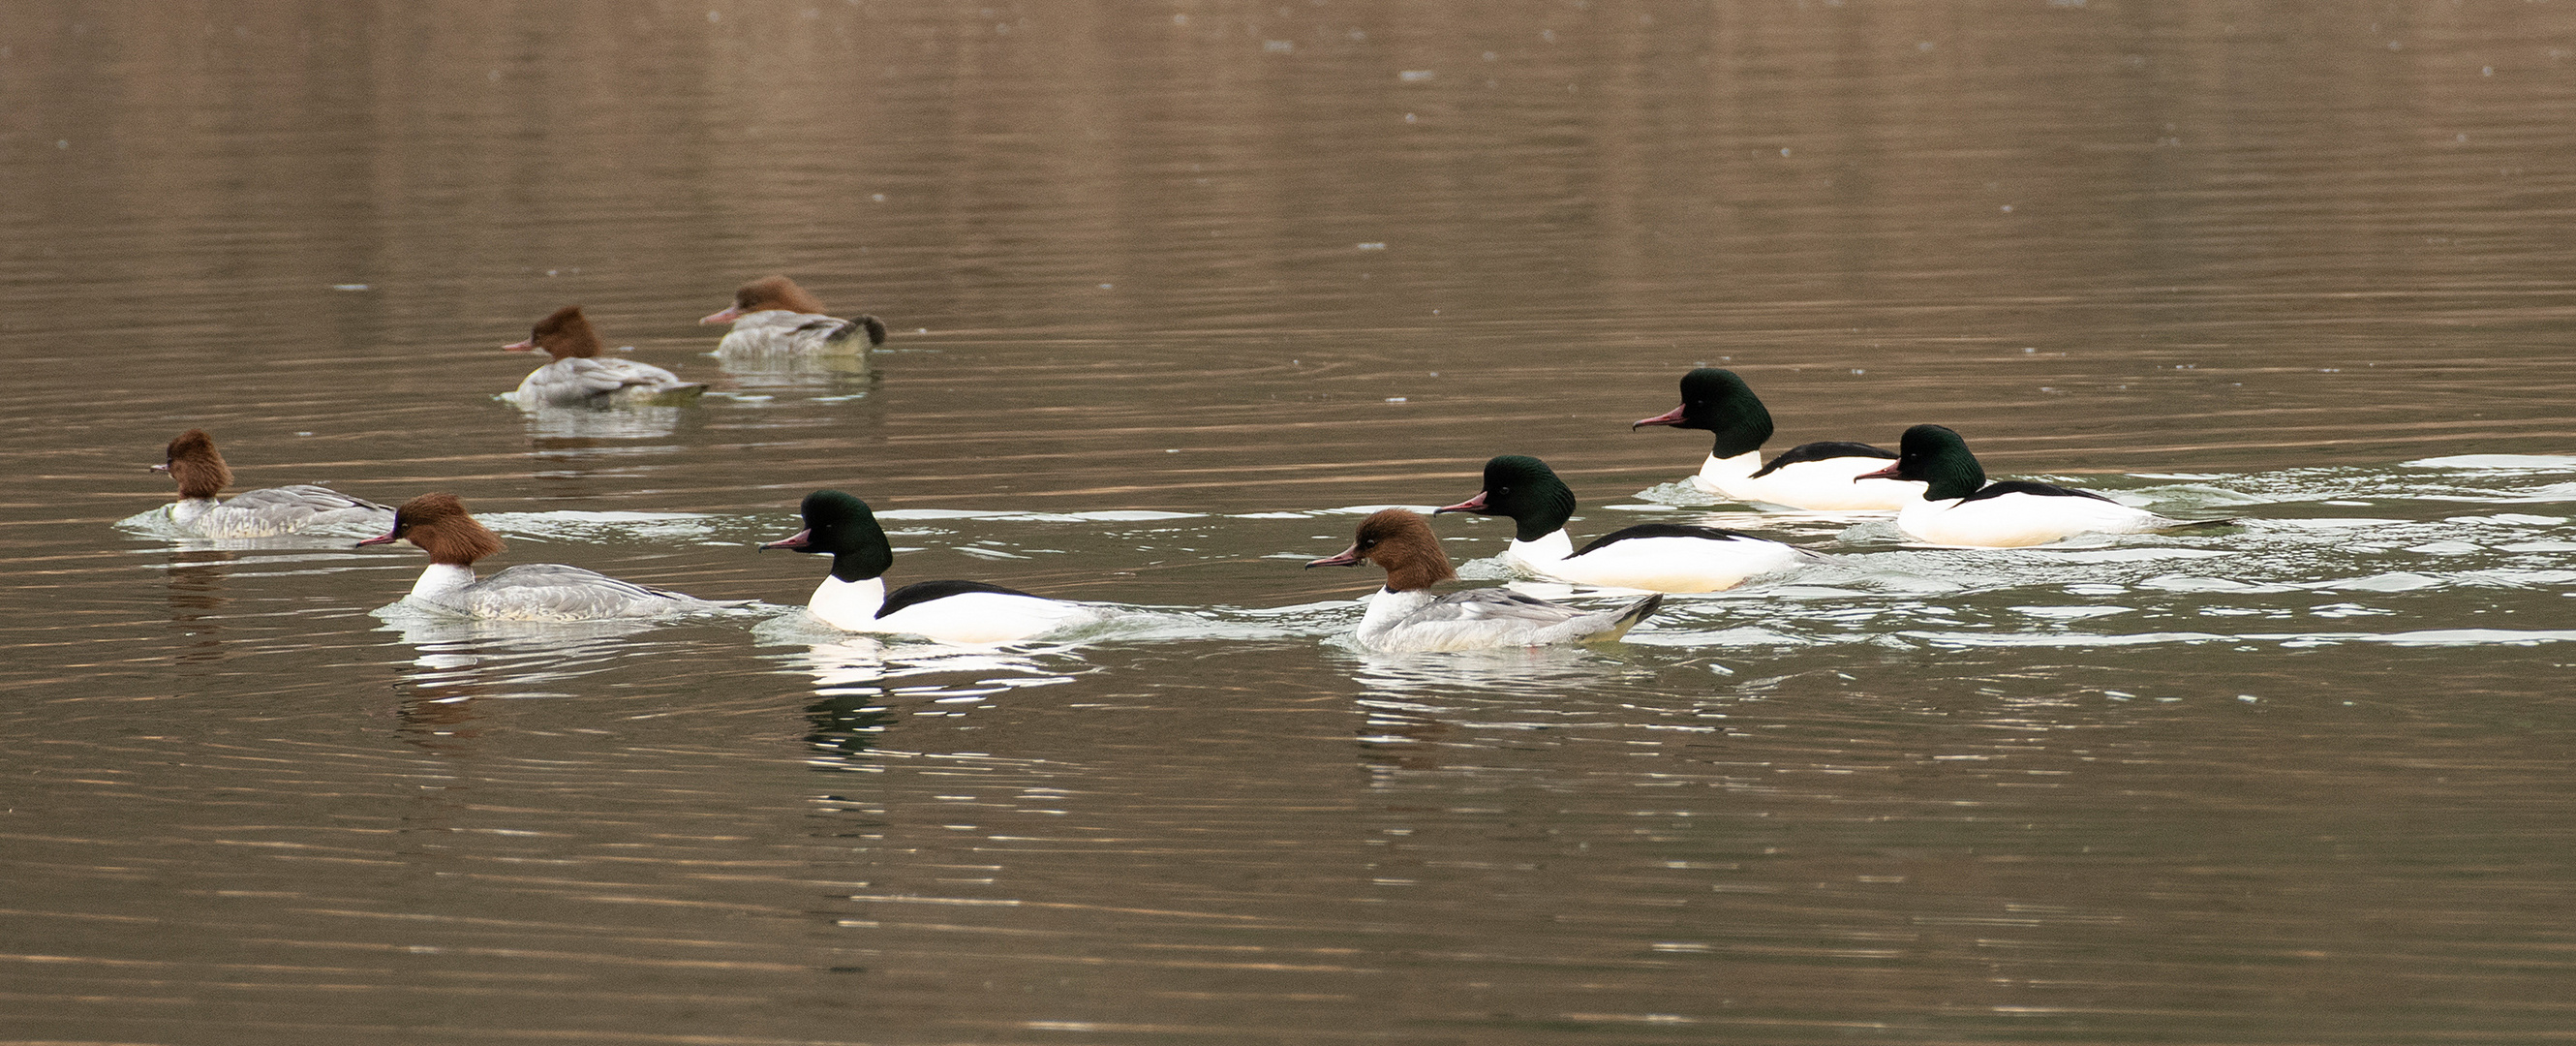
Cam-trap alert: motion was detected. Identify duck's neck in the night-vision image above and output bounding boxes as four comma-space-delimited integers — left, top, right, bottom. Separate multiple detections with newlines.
1703, 409, 1774, 461
1698, 450, 1763, 486
1505, 487, 1576, 541
409, 563, 478, 606
1505, 529, 1575, 570
1357, 587, 1436, 646
810, 574, 887, 630
1921, 452, 1987, 501
169, 497, 219, 528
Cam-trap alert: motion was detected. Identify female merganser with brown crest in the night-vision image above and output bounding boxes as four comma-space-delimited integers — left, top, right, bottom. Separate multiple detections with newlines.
758, 490, 1104, 643
1632, 368, 1923, 510
1305, 508, 1662, 653
356, 493, 727, 619
501, 305, 706, 407
1435, 455, 1809, 593
150, 429, 392, 538
1859, 424, 2197, 547
700, 276, 889, 355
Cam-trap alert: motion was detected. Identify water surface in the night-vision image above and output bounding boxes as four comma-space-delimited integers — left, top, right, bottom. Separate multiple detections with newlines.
4, 3, 2575, 1043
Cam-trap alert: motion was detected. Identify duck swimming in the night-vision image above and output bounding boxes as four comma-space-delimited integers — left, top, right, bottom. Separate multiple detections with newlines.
1858, 424, 2197, 547
150, 429, 392, 538
1632, 368, 1923, 510
758, 490, 1105, 643
1304, 508, 1662, 653
501, 305, 706, 408
700, 276, 889, 355
356, 493, 727, 620
1435, 455, 1809, 593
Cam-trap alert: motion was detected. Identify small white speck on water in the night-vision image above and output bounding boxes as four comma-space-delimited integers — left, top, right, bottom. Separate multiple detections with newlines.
1386, 397, 1408, 403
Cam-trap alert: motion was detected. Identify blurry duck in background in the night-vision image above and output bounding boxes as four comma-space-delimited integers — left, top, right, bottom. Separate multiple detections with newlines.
1632, 367, 1922, 510
700, 276, 888, 355
150, 429, 392, 538
500, 306, 706, 408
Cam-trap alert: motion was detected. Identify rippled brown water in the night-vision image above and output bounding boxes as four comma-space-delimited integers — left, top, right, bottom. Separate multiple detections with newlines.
5, 2, 2575, 1043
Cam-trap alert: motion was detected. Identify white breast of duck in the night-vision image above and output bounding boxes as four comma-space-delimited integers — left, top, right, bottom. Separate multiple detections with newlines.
175, 486, 393, 538
1307, 508, 1662, 653
1518, 524, 1806, 593
1438, 454, 1807, 593
701, 276, 889, 355
1635, 368, 1923, 510
1865, 424, 2177, 547
1695, 446, 1922, 511
764, 489, 1099, 644
1352, 585, 1660, 653
807, 574, 1099, 643
503, 305, 706, 407
360, 493, 721, 620
509, 356, 701, 408
155, 429, 393, 538
716, 311, 887, 355
427, 563, 716, 621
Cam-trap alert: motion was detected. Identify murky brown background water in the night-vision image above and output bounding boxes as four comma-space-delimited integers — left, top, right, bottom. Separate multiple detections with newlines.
4, 2, 2574, 1043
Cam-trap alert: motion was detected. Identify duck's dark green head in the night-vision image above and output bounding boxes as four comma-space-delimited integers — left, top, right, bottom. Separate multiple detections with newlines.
759, 489, 894, 582
1869, 424, 1986, 501
1633, 368, 1774, 459
1434, 454, 1577, 541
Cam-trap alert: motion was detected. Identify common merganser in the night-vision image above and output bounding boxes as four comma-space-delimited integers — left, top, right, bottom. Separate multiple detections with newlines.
1304, 508, 1662, 653
150, 429, 393, 538
1632, 368, 1923, 510
1857, 424, 2194, 547
1434, 455, 1809, 593
356, 493, 727, 620
700, 276, 889, 355
501, 306, 706, 407
758, 490, 1104, 643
